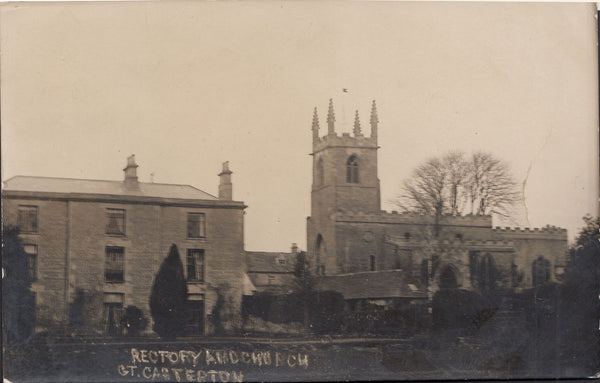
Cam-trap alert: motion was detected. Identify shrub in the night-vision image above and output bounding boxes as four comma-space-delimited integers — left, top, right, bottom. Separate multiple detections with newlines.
121, 306, 148, 337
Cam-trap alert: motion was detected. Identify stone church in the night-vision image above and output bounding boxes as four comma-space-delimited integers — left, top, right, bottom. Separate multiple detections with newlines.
307, 100, 568, 304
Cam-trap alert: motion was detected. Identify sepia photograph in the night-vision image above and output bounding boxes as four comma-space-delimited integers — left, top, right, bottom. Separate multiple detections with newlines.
1, 1, 599, 382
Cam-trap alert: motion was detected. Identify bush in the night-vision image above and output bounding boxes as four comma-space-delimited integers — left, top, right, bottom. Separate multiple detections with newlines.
432, 289, 496, 333
121, 306, 148, 337
309, 290, 345, 335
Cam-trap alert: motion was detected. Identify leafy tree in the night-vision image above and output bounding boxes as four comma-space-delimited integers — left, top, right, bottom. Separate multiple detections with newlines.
397, 151, 520, 221
558, 215, 600, 374
149, 244, 188, 339
2, 226, 35, 345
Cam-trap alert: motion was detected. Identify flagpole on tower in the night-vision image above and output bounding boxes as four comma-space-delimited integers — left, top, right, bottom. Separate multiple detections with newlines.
341, 88, 349, 132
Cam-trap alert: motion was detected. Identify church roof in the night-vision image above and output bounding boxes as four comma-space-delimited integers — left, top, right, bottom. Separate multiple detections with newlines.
320, 270, 427, 300
3, 175, 217, 200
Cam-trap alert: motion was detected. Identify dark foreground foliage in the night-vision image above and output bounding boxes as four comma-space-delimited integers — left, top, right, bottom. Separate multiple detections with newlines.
2, 226, 36, 345
149, 244, 188, 339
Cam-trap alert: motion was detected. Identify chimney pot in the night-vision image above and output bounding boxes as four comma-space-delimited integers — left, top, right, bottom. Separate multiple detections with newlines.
123, 154, 139, 190
218, 161, 233, 200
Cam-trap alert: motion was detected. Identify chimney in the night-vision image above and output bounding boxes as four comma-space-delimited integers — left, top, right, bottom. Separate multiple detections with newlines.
218, 161, 233, 200
123, 155, 139, 190
291, 243, 298, 255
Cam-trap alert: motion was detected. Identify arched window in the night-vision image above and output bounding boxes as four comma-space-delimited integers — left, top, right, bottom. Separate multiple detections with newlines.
346, 155, 359, 183
420, 260, 429, 287
478, 254, 496, 291
315, 234, 325, 275
439, 265, 458, 289
532, 256, 550, 286
316, 158, 324, 186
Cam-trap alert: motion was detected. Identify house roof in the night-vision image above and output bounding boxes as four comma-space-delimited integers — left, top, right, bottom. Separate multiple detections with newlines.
320, 270, 427, 300
3, 176, 217, 200
245, 251, 296, 273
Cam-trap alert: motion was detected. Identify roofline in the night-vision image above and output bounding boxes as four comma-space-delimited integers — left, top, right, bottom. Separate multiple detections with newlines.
2, 190, 246, 209
3, 175, 218, 200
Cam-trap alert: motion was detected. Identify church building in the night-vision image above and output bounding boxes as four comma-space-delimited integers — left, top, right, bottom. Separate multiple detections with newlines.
307, 100, 568, 305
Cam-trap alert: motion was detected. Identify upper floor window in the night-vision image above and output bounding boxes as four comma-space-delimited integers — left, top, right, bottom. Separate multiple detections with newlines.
278, 259, 286, 265
105, 246, 125, 283
187, 213, 206, 238
106, 209, 125, 236
18, 205, 38, 233
346, 155, 359, 183
23, 244, 38, 281
187, 249, 205, 282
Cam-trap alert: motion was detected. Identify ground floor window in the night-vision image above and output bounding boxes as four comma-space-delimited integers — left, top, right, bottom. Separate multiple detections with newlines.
103, 293, 124, 336
185, 294, 205, 335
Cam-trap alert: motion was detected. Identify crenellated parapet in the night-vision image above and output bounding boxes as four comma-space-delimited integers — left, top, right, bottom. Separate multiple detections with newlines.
333, 210, 493, 227
384, 234, 515, 252
311, 99, 378, 154
313, 133, 377, 153
493, 225, 567, 240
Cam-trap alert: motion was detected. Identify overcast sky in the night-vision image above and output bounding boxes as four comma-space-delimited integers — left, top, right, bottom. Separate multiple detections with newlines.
1, 1, 598, 251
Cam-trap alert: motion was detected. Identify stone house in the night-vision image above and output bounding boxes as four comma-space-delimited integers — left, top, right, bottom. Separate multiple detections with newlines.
245, 244, 300, 295
2, 156, 245, 336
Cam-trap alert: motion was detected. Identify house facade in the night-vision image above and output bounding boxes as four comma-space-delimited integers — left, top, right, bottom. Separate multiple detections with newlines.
307, 100, 568, 305
2, 156, 245, 336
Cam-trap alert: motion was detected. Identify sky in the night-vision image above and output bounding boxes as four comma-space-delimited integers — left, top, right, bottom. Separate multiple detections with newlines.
1, 1, 598, 251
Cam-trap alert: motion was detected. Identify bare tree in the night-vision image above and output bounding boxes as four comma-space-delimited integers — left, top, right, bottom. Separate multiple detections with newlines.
466, 152, 520, 217
397, 151, 520, 220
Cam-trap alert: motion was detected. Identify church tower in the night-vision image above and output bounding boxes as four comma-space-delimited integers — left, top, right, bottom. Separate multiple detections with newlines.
307, 99, 381, 275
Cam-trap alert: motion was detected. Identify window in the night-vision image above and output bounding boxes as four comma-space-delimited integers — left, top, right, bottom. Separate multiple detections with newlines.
105, 246, 124, 282
278, 259, 286, 265
23, 244, 38, 281
185, 294, 205, 335
421, 260, 429, 287
370, 255, 376, 271
103, 293, 124, 336
106, 209, 125, 235
346, 155, 359, 183
532, 256, 551, 286
187, 213, 206, 238
267, 275, 275, 285
187, 249, 205, 282
18, 205, 38, 233
478, 254, 496, 291
316, 158, 324, 186
404, 232, 411, 240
